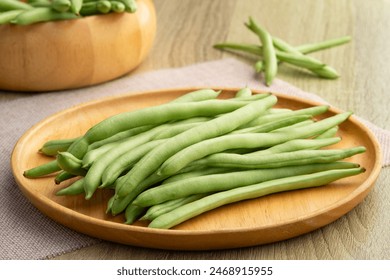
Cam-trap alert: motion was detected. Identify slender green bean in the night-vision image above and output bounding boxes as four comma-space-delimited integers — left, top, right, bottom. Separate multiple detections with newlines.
315, 126, 339, 139
234, 87, 252, 98
136, 162, 359, 207
245, 17, 277, 86
110, 1, 125, 13
148, 167, 365, 229
117, 0, 136, 13
195, 147, 366, 170
140, 194, 209, 221
0, 0, 33, 11
56, 177, 84, 196
56, 152, 87, 176
23, 160, 60, 178
297, 36, 352, 54
39, 137, 79, 157
70, 0, 83, 14
124, 204, 146, 224
52, 0, 71, 12
169, 89, 221, 103
0, 10, 24, 24
55, 170, 76, 184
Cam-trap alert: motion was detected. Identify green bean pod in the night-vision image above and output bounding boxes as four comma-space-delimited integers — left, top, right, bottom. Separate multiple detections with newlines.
110, 1, 126, 13
148, 167, 365, 229
23, 160, 60, 178
55, 170, 76, 184
117, 0, 136, 13
52, 0, 72, 12
70, 0, 83, 14
39, 137, 79, 157
195, 147, 366, 170
124, 204, 146, 224
56, 178, 85, 196
169, 89, 221, 103
234, 87, 252, 98
245, 17, 277, 86
0, 0, 33, 11
0, 9, 24, 24
56, 152, 87, 176
135, 162, 360, 207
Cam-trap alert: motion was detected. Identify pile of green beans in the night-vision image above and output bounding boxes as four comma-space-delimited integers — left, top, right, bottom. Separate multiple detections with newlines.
0, 0, 137, 25
23, 88, 367, 229
214, 17, 351, 86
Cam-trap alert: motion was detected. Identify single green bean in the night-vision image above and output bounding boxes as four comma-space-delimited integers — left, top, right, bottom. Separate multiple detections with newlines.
158, 112, 352, 177
296, 36, 352, 54
11, 7, 78, 25
23, 160, 60, 178
39, 137, 79, 156
70, 0, 83, 14
0, 0, 33, 11
234, 87, 252, 98
0, 9, 24, 24
136, 162, 359, 208
56, 152, 87, 176
195, 147, 366, 170
82, 141, 120, 168
245, 17, 277, 86
161, 167, 231, 185
149, 168, 365, 229
169, 89, 221, 103
55, 170, 76, 184
124, 204, 146, 224
56, 178, 85, 196
110, 1, 125, 13
140, 194, 209, 221
315, 126, 339, 139
52, 0, 71, 12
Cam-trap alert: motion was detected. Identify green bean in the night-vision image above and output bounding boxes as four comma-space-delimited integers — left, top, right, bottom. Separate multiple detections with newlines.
124, 204, 146, 224
315, 126, 339, 139
232, 114, 311, 134
0, 9, 24, 24
70, 0, 83, 14
11, 7, 78, 25
272, 36, 339, 79
195, 147, 366, 170
140, 194, 209, 221
55, 170, 76, 184
234, 87, 252, 98
67, 97, 270, 159
169, 89, 221, 103
52, 0, 71, 12
148, 167, 365, 229
56, 178, 84, 196
39, 137, 79, 157
82, 141, 119, 169
248, 137, 341, 156
296, 36, 352, 54
80, 0, 110, 15
162, 167, 231, 185
113, 95, 278, 198
242, 105, 329, 128
271, 119, 315, 132
23, 160, 60, 178
0, 0, 33, 11
117, 0, 136, 13
56, 152, 87, 176
110, 1, 125, 13
110, 96, 278, 215
136, 162, 359, 208
157, 112, 352, 176
245, 17, 277, 86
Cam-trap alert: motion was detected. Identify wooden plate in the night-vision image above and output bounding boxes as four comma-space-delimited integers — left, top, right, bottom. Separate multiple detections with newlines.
11, 87, 382, 250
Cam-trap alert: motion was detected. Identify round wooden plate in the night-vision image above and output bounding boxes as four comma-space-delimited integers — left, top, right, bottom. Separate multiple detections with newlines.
11, 87, 382, 250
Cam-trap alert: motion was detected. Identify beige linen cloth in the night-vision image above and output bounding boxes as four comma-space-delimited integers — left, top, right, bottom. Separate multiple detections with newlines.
1, 58, 389, 259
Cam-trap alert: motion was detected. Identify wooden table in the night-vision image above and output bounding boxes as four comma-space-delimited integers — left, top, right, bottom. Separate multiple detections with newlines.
5, 0, 390, 260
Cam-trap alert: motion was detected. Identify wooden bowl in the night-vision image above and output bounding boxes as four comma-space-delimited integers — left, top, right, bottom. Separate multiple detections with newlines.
0, 0, 156, 92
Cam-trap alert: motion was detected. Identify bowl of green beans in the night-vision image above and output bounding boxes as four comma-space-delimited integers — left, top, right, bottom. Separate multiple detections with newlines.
0, 0, 156, 92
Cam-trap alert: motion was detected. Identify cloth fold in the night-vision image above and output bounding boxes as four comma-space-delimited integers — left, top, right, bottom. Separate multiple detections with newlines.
1, 58, 388, 259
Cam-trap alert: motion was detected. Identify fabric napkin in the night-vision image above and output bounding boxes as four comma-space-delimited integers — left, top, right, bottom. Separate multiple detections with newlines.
1, 58, 389, 260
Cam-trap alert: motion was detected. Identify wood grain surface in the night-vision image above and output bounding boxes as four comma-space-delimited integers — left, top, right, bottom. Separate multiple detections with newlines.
2, 0, 390, 259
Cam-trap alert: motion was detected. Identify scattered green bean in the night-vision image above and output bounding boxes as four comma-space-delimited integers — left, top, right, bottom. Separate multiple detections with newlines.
23, 159, 60, 178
